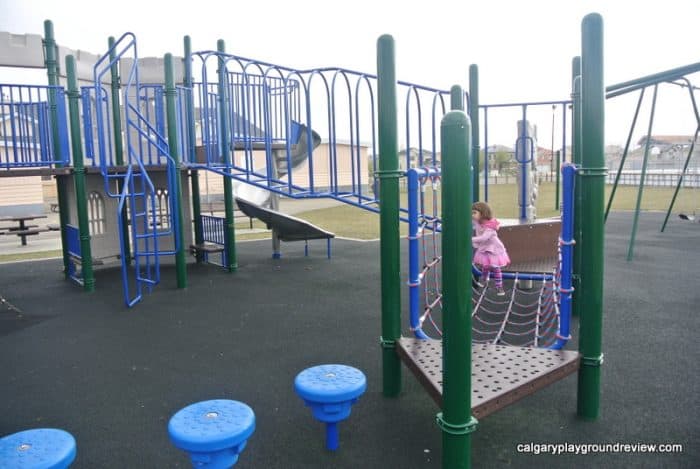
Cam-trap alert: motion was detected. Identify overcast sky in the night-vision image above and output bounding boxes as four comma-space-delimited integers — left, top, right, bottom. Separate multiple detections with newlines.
1, 0, 698, 147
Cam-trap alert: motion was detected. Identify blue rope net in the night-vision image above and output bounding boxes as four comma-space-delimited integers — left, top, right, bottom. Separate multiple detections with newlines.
407, 167, 571, 348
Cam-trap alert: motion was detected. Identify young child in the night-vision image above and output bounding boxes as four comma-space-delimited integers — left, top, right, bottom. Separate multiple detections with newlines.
472, 202, 510, 296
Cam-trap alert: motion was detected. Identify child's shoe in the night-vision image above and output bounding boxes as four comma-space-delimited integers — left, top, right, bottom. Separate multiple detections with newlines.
496, 287, 506, 296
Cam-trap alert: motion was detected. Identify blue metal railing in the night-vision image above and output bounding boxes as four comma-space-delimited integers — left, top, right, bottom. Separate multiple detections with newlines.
92, 32, 181, 307
136, 84, 169, 165
186, 50, 455, 212
200, 214, 226, 266
201, 214, 225, 244
81, 86, 114, 167
65, 224, 82, 285
480, 100, 571, 204
0, 84, 70, 169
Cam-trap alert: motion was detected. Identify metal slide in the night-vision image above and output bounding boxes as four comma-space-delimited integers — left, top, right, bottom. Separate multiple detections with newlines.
235, 197, 334, 244
234, 122, 321, 206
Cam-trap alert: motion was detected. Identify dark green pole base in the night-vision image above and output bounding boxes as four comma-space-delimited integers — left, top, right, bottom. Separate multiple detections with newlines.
381, 337, 401, 397
438, 414, 478, 469
577, 354, 603, 420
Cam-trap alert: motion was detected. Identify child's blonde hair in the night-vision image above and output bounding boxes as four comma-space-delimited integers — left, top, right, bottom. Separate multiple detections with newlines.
472, 201, 493, 220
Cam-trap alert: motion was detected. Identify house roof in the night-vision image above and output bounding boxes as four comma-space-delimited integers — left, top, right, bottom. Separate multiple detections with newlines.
637, 135, 696, 146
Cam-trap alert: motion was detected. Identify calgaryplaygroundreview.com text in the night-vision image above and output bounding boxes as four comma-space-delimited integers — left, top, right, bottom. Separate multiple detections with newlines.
516, 442, 684, 456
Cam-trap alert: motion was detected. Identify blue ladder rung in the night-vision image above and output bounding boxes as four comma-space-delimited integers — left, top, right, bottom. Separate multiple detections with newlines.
136, 277, 158, 286
137, 250, 178, 256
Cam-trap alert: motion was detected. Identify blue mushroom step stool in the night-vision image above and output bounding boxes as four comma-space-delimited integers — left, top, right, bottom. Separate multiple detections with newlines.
294, 364, 367, 451
168, 399, 255, 468
0, 428, 76, 469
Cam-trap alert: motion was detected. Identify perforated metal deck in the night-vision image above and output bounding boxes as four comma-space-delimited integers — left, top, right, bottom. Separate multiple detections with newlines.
397, 338, 580, 419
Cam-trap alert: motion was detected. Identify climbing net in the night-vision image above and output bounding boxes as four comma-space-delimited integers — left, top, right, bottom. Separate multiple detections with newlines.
406, 167, 574, 348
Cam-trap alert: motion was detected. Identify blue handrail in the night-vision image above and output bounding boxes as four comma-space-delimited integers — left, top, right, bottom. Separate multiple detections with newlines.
92, 32, 181, 307
0, 84, 70, 169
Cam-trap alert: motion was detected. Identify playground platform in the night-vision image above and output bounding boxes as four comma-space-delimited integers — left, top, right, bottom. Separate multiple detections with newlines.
0, 212, 697, 468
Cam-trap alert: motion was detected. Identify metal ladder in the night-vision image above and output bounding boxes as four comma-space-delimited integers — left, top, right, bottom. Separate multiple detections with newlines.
91, 33, 180, 307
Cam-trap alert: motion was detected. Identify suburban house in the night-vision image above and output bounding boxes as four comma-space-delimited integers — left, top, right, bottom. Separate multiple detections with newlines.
606, 135, 700, 171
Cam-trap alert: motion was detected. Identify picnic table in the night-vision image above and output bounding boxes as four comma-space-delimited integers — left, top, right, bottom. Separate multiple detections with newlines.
0, 215, 56, 246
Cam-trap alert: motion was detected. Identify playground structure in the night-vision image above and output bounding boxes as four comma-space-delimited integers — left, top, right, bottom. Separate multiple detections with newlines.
0, 19, 587, 311
0, 15, 598, 468
6, 11, 697, 468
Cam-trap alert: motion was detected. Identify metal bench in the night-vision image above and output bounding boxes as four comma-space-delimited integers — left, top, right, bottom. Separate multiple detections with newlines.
11, 227, 48, 245
189, 243, 225, 254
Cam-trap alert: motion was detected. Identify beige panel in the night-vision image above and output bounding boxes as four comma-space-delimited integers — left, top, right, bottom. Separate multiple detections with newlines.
0, 32, 45, 68
0, 176, 43, 205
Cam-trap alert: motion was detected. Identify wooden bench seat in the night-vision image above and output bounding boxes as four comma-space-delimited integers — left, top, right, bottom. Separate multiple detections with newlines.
2, 224, 39, 231
190, 243, 225, 254
11, 228, 47, 236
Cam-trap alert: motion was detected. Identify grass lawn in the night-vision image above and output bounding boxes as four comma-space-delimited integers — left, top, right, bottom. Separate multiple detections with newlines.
2, 182, 696, 261
292, 182, 699, 240
0, 249, 63, 264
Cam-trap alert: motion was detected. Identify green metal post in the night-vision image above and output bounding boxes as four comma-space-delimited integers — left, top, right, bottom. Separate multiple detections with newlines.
604, 88, 646, 222
450, 85, 464, 111
377, 35, 401, 397
108, 36, 132, 264
184, 36, 205, 262
66, 55, 95, 292
43, 20, 71, 278
164, 53, 188, 288
577, 13, 606, 420
571, 56, 582, 319
469, 65, 480, 202
218, 40, 237, 272
627, 84, 658, 261
109, 37, 124, 165
555, 150, 561, 210
438, 110, 477, 469
661, 126, 699, 232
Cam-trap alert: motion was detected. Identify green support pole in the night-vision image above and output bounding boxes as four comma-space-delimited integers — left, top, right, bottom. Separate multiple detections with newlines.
377, 35, 401, 398
43, 20, 71, 278
469, 65, 480, 202
577, 13, 606, 420
164, 53, 188, 288
438, 109, 477, 469
109, 37, 125, 166
109, 36, 132, 263
66, 55, 95, 292
450, 85, 464, 111
555, 150, 561, 210
571, 56, 582, 319
218, 40, 237, 272
627, 85, 658, 261
184, 36, 205, 263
